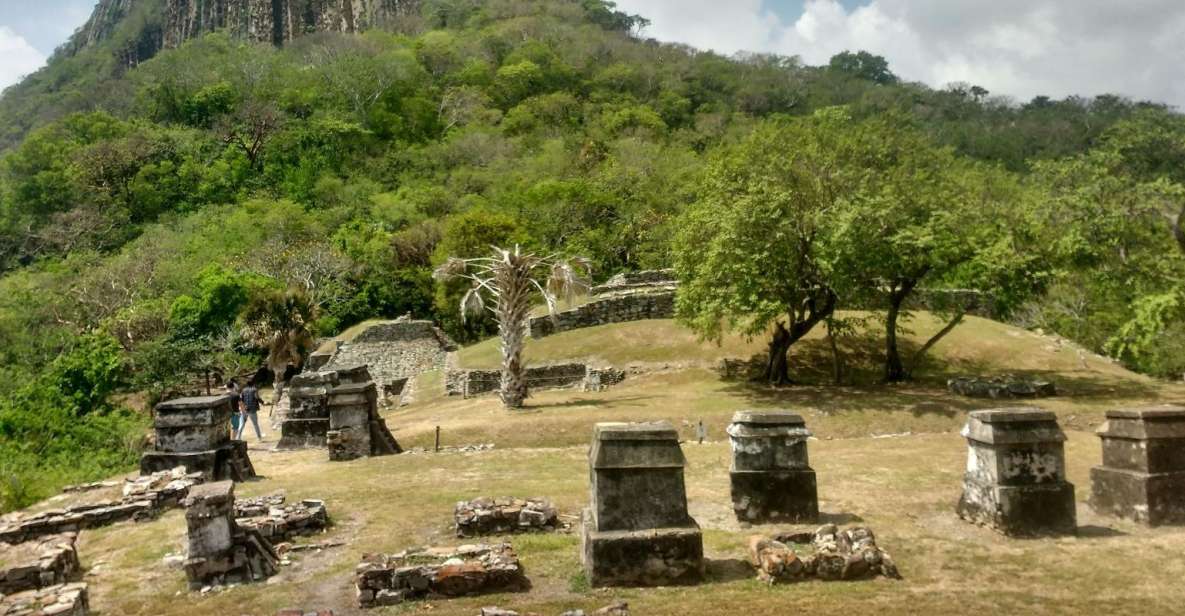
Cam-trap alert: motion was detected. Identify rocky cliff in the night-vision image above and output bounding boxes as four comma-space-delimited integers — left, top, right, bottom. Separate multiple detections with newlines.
67, 0, 420, 60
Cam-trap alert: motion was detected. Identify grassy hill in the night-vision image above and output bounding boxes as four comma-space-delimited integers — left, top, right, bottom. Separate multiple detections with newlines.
26, 316, 1185, 614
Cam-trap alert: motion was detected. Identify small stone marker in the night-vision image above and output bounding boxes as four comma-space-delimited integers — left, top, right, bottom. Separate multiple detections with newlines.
1089, 406, 1185, 525
183, 481, 278, 590
141, 395, 255, 481
728, 410, 818, 523
326, 379, 402, 461
580, 421, 703, 587
956, 408, 1076, 536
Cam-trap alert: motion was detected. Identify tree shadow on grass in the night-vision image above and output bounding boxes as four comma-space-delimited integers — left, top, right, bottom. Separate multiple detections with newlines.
1076, 525, 1127, 539
705, 557, 756, 584
718, 380, 979, 419
529, 396, 659, 411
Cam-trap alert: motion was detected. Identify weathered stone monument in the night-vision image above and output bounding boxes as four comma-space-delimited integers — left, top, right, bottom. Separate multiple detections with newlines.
728, 411, 818, 523
956, 408, 1076, 536
182, 481, 278, 590
141, 396, 255, 481
1089, 406, 1185, 525
326, 379, 402, 461
581, 422, 703, 587
277, 372, 337, 450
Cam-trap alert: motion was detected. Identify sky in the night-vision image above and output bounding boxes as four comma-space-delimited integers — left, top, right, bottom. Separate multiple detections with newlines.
1, 0, 1185, 108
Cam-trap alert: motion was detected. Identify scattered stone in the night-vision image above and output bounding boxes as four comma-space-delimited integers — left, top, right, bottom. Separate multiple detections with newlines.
581, 422, 703, 588
233, 493, 330, 542
354, 543, 529, 608
752, 525, 900, 583
182, 481, 278, 590
455, 498, 559, 537
956, 408, 1076, 536
140, 395, 256, 481
1090, 406, 1185, 525
480, 602, 629, 616
276, 611, 334, 616
404, 444, 495, 455
0, 532, 80, 594
60, 481, 119, 495
0, 582, 89, 615
947, 376, 1056, 399
728, 411, 818, 523
0, 467, 203, 544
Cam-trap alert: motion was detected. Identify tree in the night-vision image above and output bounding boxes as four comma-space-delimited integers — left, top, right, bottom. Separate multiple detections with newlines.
828, 51, 897, 85
673, 115, 841, 385
238, 288, 316, 397
434, 246, 588, 408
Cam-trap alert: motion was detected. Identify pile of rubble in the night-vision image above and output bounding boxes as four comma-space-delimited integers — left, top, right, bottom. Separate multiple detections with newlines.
0, 532, 80, 595
947, 375, 1056, 399
355, 543, 529, 608
0, 468, 203, 544
748, 525, 901, 584
0, 582, 89, 615
404, 444, 495, 455
479, 603, 629, 616
234, 493, 330, 542
183, 481, 278, 590
455, 498, 559, 537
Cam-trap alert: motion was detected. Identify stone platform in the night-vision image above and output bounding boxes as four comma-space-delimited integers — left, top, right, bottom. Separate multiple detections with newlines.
142, 396, 255, 481
1090, 406, 1185, 525
727, 411, 818, 523
455, 497, 558, 537
0, 532, 80, 594
354, 543, 529, 608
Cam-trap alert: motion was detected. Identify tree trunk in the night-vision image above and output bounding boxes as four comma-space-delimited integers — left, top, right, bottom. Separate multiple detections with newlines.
825, 317, 845, 385
499, 319, 527, 408
763, 289, 839, 386
906, 309, 967, 378
884, 281, 918, 383
764, 322, 793, 385
496, 259, 533, 410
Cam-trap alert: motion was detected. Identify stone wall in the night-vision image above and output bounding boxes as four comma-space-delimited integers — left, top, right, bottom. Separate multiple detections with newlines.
528, 291, 675, 339
445, 364, 624, 398
355, 543, 528, 608
324, 319, 456, 400
0, 582, 89, 615
0, 532, 80, 595
234, 493, 330, 543
454, 498, 559, 538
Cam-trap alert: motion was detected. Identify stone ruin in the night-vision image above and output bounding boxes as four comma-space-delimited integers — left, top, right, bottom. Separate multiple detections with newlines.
0, 467, 204, 544
454, 498, 560, 538
182, 481, 278, 590
0, 582, 89, 616
581, 422, 703, 588
354, 543, 529, 608
234, 492, 330, 543
748, 525, 900, 583
479, 602, 629, 616
0, 532, 80, 595
446, 364, 625, 398
956, 408, 1076, 536
317, 317, 458, 401
947, 376, 1057, 399
528, 271, 677, 340
278, 367, 402, 456
1090, 406, 1185, 526
728, 411, 818, 524
141, 395, 255, 481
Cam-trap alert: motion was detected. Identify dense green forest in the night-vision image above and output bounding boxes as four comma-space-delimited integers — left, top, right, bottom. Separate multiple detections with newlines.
2, 0, 1184, 510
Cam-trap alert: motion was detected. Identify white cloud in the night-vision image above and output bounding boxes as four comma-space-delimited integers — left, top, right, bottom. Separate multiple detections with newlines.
0, 26, 46, 92
616, 0, 1185, 108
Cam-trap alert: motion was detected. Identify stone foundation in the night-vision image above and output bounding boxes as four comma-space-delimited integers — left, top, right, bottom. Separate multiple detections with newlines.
727, 411, 818, 524
751, 525, 901, 583
581, 422, 703, 587
354, 543, 529, 608
1090, 406, 1185, 526
140, 440, 255, 481
0, 533, 80, 594
235, 493, 330, 542
454, 498, 559, 537
528, 292, 675, 339
0, 582, 89, 615
322, 317, 457, 401
142, 396, 255, 481
446, 364, 625, 398
183, 481, 278, 590
947, 376, 1057, 399
956, 408, 1076, 536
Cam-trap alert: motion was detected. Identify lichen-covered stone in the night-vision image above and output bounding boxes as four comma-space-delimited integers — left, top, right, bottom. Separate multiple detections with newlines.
323, 318, 455, 402
728, 410, 818, 523
948, 376, 1057, 399
182, 481, 278, 590
0, 532, 80, 594
1090, 406, 1185, 526
454, 497, 559, 537
354, 544, 528, 608
0, 581, 89, 615
528, 292, 675, 339
142, 396, 254, 481
752, 525, 901, 584
235, 493, 330, 542
956, 408, 1076, 536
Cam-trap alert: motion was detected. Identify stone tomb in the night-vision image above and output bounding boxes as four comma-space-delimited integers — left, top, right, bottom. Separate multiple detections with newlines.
141, 396, 255, 481
182, 481, 278, 590
278, 372, 337, 450
956, 408, 1076, 536
581, 422, 703, 587
326, 380, 402, 461
728, 410, 818, 523
0, 532, 80, 595
1089, 406, 1185, 525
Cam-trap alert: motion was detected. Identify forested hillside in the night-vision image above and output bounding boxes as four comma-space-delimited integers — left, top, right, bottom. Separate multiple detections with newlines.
2, 0, 1185, 510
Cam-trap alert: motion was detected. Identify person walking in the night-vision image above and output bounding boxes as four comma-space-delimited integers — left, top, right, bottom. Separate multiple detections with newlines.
235, 380, 266, 441
225, 380, 242, 437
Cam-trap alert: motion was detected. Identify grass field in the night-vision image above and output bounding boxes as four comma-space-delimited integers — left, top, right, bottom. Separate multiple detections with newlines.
34, 315, 1185, 614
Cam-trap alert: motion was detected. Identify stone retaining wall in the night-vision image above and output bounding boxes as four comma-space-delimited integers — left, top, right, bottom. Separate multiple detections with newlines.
324, 318, 456, 400
0, 532, 80, 595
454, 498, 559, 537
445, 364, 624, 398
355, 543, 528, 608
0, 582, 89, 615
235, 493, 330, 542
528, 291, 675, 339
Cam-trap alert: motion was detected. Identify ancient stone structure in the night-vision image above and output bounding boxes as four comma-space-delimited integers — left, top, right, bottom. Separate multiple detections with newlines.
182, 481, 278, 590
0, 533, 80, 595
141, 395, 256, 481
528, 292, 675, 339
278, 372, 337, 449
728, 411, 818, 523
354, 543, 529, 608
0, 582, 89, 615
323, 318, 456, 400
445, 364, 625, 398
948, 376, 1057, 399
590, 270, 678, 297
956, 408, 1076, 536
0, 467, 204, 544
581, 422, 703, 587
326, 380, 402, 461
1089, 406, 1185, 526
454, 498, 559, 537
750, 525, 901, 584
234, 493, 330, 542
480, 604, 629, 616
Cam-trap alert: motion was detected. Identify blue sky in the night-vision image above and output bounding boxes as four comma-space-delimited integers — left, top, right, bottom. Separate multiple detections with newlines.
4, 0, 1185, 107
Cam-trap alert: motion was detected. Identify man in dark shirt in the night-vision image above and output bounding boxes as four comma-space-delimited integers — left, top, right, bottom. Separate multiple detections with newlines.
235, 381, 266, 441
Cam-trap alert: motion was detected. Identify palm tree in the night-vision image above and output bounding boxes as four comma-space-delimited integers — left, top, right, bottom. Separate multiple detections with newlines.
435, 246, 589, 409
238, 288, 316, 400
